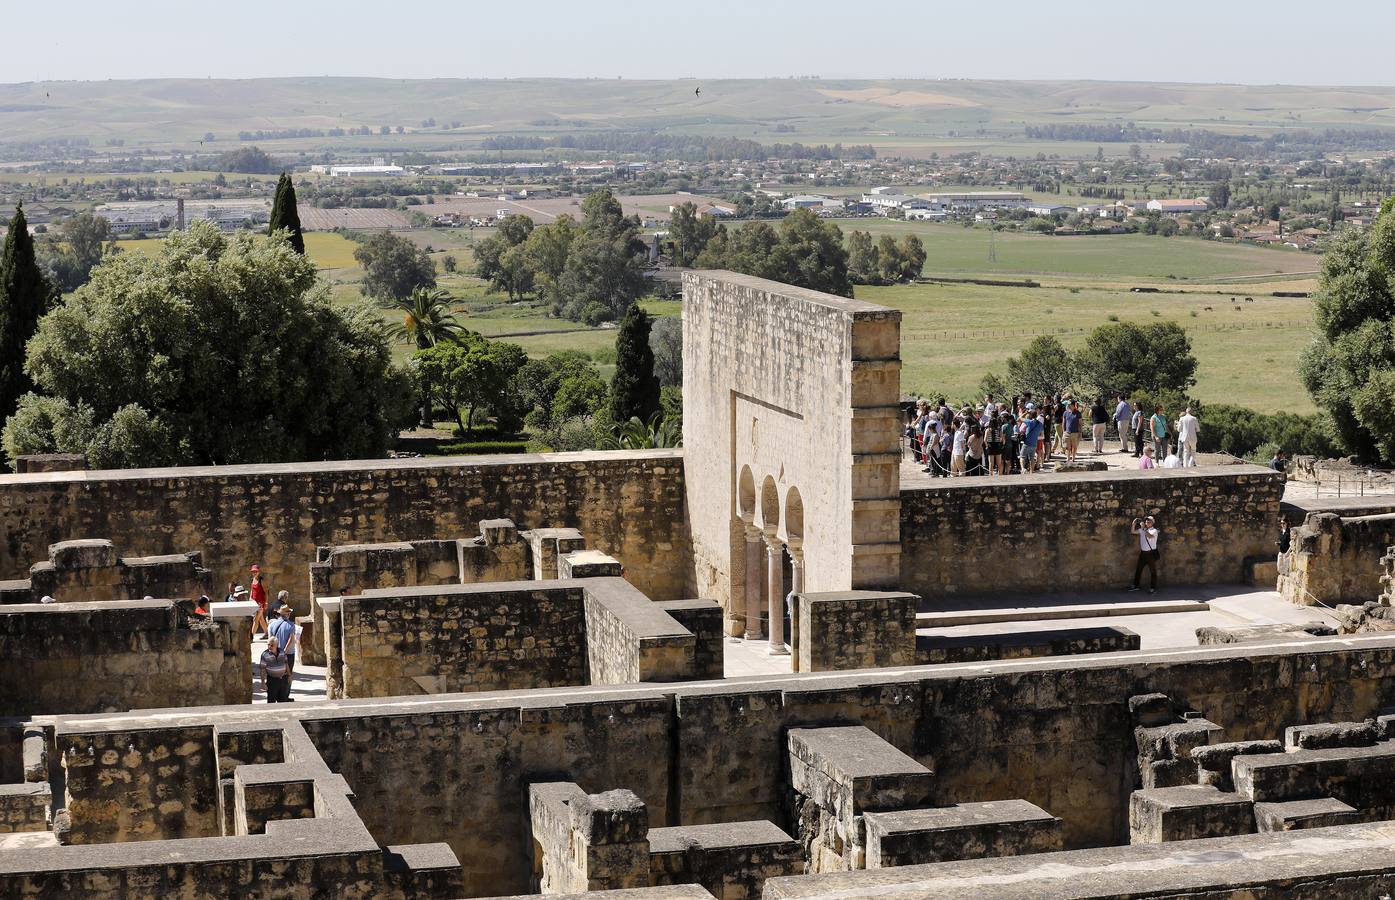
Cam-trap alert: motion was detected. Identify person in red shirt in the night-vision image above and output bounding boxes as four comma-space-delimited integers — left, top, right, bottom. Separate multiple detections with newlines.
249, 565, 270, 639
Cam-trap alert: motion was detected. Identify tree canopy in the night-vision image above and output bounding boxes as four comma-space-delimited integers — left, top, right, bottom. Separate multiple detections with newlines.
414, 333, 528, 435
354, 231, 437, 301
695, 209, 852, 297
1004, 336, 1075, 399
1300, 200, 1395, 462
215, 146, 281, 174
1074, 321, 1198, 397
2, 222, 413, 468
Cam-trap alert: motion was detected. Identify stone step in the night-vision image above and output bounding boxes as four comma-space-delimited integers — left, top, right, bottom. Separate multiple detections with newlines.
916, 599, 1208, 628
1129, 784, 1255, 844
1232, 742, 1395, 807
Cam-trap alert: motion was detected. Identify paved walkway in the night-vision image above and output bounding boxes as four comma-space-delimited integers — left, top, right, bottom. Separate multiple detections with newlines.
251, 636, 328, 703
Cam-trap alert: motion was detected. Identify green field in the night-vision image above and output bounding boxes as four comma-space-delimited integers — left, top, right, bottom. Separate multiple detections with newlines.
834, 221, 1317, 282
863, 281, 1315, 414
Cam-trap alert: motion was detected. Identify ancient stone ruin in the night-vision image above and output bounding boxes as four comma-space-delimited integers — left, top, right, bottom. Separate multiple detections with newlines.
3, 270, 1395, 898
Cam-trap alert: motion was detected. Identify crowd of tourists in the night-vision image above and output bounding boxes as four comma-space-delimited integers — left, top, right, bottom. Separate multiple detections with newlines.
905, 393, 1207, 476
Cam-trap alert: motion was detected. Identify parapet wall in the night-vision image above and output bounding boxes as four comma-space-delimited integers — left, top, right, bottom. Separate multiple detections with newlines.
0, 450, 690, 603
900, 466, 1284, 599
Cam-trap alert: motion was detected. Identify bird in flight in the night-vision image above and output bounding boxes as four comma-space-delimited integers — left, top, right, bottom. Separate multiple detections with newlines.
695, 87, 701, 97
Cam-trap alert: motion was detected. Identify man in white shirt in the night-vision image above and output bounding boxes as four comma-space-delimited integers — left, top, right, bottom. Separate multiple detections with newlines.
1177, 407, 1200, 467
1129, 516, 1160, 594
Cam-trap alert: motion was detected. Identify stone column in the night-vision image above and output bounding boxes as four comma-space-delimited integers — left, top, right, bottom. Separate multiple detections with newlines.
766, 535, 789, 655
744, 525, 764, 640
788, 540, 804, 667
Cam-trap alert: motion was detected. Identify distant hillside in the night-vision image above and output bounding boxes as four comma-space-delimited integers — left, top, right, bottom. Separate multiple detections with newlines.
2, 77, 1393, 155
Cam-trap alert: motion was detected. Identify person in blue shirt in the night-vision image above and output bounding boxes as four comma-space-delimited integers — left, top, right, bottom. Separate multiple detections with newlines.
1018, 405, 1043, 473
1114, 395, 1132, 452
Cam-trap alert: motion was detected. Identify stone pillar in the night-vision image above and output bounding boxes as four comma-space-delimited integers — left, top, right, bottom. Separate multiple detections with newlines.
788, 540, 804, 668
744, 525, 764, 640
766, 535, 789, 655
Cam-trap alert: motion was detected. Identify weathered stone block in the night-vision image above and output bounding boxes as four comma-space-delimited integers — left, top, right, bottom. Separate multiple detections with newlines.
1283, 721, 1377, 751
864, 800, 1063, 868
1129, 785, 1255, 844
1254, 797, 1360, 832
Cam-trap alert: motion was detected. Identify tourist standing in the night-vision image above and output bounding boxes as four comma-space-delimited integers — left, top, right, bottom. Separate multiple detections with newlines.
1129, 516, 1161, 594
1114, 395, 1132, 452
248, 565, 269, 639
1091, 397, 1109, 455
260, 635, 291, 703
1177, 407, 1200, 467
966, 425, 984, 476
1150, 405, 1169, 460
1270, 449, 1288, 474
984, 411, 1003, 475
1131, 402, 1146, 458
268, 593, 297, 673
950, 421, 967, 476
1063, 400, 1082, 462
1278, 517, 1292, 555
1019, 406, 1043, 473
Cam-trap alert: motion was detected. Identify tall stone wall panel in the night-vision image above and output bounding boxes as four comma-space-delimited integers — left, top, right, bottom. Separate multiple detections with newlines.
683, 271, 902, 633
0, 450, 689, 605
900, 467, 1283, 598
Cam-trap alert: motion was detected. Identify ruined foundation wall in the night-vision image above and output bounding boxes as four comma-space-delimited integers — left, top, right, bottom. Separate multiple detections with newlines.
900, 466, 1283, 598
285, 635, 1395, 896
1280, 512, 1395, 607
0, 601, 248, 717
0, 450, 690, 603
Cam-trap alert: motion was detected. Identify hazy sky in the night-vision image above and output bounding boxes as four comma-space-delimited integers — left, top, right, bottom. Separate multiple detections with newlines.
3, 0, 1392, 86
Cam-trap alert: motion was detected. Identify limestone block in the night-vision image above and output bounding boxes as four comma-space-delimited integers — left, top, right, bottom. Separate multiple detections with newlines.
47, 539, 118, 572
864, 800, 1062, 868
1283, 721, 1377, 751
1193, 740, 1284, 791
1195, 622, 1336, 645
1129, 694, 1175, 728
649, 820, 801, 900
1129, 785, 1255, 844
1233, 742, 1395, 808
560, 550, 624, 579
1254, 797, 1360, 832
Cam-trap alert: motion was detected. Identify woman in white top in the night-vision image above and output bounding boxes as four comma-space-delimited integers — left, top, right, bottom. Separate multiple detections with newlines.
950, 423, 967, 475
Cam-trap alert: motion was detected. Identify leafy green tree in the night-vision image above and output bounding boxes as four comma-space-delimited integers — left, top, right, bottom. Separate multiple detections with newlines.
1073, 321, 1197, 397
354, 231, 437, 301
876, 234, 902, 284
498, 244, 535, 301
1300, 202, 1395, 462
473, 214, 535, 295
846, 230, 880, 285
895, 235, 926, 281
558, 231, 648, 321
649, 316, 682, 387
669, 202, 720, 266
514, 351, 597, 426
611, 304, 661, 424
0, 203, 52, 428
268, 173, 306, 255
551, 367, 608, 422
414, 333, 528, 435
695, 209, 851, 297
523, 215, 580, 300
3, 222, 413, 467
1005, 335, 1075, 398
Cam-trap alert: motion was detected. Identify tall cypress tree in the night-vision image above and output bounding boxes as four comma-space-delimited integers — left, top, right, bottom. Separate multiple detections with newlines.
268, 172, 306, 254
610, 304, 661, 424
0, 203, 50, 425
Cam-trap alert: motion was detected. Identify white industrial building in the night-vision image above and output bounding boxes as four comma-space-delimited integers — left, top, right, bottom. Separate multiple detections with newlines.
921, 191, 1030, 213
95, 199, 271, 234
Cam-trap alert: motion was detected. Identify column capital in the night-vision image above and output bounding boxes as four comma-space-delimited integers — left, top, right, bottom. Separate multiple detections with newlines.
743, 522, 764, 542
786, 537, 804, 558
763, 532, 783, 553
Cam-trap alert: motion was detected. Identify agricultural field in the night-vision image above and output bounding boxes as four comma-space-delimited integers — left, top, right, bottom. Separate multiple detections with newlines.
862, 280, 1315, 414
829, 221, 1317, 283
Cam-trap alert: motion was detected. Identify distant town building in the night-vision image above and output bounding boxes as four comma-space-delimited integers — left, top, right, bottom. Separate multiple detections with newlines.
1147, 198, 1210, 215
1027, 202, 1074, 216
921, 191, 1029, 212
95, 199, 271, 234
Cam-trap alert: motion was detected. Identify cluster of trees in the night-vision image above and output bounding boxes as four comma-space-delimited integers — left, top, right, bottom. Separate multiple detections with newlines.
479, 132, 875, 162
846, 231, 926, 285
979, 320, 1338, 461
689, 207, 853, 297
473, 190, 649, 323
981, 321, 1198, 410
2, 222, 414, 469
37, 211, 115, 292
214, 146, 282, 174
1300, 199, 1395, 464
405, 296, 678, 451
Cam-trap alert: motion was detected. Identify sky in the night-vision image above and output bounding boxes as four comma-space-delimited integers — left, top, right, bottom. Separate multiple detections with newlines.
3, 0, 1393, 86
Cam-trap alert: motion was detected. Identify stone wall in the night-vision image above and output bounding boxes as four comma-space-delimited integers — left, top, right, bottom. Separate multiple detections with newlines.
338, 583, 589, 697
682, 271, 903, 633
0, 600, 249, 716
1279, 512, 1395, 607
59, 724, 221, 844
290, 634, 1395, 895
0, 450, 690, 605
900, 466, 1284, 599
796, 591, 917, 673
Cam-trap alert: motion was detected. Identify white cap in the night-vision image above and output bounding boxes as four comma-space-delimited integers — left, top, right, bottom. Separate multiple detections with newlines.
40, 595, 55, 604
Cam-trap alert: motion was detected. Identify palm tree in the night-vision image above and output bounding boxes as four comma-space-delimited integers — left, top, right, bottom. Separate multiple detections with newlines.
385, 288, 465, 427
384, 287, 464, 351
